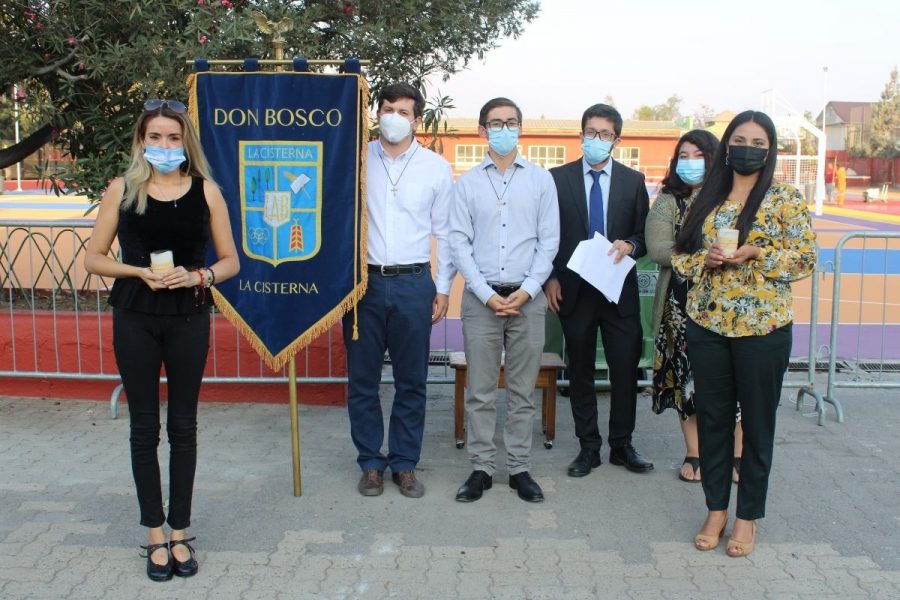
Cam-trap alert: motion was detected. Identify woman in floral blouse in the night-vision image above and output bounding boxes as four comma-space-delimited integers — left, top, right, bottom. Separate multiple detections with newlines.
672, 111, 816, 557
646, 129, 744, 485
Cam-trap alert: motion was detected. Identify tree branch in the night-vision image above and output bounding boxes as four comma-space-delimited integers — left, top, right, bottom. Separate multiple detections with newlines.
0, 124, 58, 170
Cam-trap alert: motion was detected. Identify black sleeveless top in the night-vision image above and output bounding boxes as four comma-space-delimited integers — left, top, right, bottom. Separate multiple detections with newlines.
108, 177, 212, 314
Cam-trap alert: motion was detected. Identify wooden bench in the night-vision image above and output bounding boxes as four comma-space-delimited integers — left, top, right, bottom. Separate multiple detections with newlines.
449, 351, 566, 450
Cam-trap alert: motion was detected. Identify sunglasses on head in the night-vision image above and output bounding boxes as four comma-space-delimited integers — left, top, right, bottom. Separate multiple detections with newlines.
143, 99, 187, 114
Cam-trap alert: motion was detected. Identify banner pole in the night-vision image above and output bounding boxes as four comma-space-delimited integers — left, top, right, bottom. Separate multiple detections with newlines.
288, 357, 302, 496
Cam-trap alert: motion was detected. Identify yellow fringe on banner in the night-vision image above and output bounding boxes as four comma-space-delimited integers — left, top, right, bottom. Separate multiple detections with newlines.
353, 76, 370, 341
189, 71, 370, 371
186, 73, 199, 126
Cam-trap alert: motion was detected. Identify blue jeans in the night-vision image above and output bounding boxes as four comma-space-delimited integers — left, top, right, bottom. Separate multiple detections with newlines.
342, 268, 435, 472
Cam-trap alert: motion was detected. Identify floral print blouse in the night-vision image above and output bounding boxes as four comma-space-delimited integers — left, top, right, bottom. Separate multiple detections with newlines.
671, 182, 816, 337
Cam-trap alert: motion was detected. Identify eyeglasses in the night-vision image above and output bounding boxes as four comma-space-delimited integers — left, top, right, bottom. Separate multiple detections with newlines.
485, 119, 520, 132
582, 129, 617, 142
144, 99, 187, 114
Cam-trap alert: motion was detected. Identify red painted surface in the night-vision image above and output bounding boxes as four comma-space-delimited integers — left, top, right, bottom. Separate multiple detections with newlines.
1, 179, 55, 192
0, 310, 348, 405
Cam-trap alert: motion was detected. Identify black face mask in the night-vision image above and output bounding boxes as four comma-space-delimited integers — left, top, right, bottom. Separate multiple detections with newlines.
728, 145, 768, 175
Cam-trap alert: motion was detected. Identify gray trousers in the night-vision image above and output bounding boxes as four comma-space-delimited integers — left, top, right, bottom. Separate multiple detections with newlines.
461, 289, 547, 476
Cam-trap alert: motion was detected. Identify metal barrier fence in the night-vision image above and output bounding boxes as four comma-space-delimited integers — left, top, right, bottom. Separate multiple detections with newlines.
0, 220, 459, 419
4, 220, 896, 425
814, 232, 900, 416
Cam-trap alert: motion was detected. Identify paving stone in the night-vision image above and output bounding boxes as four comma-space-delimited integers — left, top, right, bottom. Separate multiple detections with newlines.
2, 387, 900, 600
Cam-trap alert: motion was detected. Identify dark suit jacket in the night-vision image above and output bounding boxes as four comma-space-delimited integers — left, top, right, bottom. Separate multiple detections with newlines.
549, 158, 649, 318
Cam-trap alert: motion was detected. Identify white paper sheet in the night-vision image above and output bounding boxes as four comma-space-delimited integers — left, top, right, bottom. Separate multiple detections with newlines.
566, 232, 636, 303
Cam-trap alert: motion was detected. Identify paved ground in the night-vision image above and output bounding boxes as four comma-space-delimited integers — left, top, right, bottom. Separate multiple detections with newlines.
1, 376, 899, 599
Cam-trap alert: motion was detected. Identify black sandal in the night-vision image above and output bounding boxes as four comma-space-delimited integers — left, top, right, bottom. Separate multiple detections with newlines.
169, 537, 199, 577
678, 456, 701, 482
139, 542, 173, 582
733, 457, 742, 484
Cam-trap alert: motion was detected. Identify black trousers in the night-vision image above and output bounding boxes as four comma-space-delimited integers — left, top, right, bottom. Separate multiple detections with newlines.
113, 308, 209, 529
686, 319, 791, 520
560, 283, 642, 450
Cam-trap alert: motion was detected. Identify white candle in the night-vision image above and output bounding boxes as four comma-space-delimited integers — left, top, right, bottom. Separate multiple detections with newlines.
150, 249, 174, 273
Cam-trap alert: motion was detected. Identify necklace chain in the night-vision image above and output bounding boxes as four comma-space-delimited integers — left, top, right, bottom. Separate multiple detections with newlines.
150, 177, 189, 206
378, 144, 419, 195
485, 165, 518, 209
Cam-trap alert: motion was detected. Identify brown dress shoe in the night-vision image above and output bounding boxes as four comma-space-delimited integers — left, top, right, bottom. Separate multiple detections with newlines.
391, 470, 425, 498
357, 469, 384, 496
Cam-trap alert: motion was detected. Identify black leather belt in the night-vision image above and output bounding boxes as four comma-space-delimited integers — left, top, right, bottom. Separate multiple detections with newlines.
368, 263, 428, 276
490, 283, 521, 297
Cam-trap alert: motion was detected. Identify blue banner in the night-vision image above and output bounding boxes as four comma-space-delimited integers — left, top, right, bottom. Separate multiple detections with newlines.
189, 70, 368, 369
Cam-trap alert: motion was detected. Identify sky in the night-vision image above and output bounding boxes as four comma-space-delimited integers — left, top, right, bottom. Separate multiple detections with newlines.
426, 0, 900, 121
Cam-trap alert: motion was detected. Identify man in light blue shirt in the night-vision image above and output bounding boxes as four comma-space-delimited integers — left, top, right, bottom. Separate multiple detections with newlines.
449, 97, 560, 503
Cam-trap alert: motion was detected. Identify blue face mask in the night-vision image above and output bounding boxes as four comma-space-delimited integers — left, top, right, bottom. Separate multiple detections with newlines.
675, 158, 705, 185
144, 145, 186, 174
582, 137, 613, 165
487, 127, 519, 156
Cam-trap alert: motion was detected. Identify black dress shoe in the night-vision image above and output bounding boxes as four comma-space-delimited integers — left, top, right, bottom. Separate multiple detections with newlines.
140, 542, 173, 582
455, 470, 492, 502
170, 537, 198, 577
509, 471, 544, 502
609, 444, 654, 473
567, 449, 602, 477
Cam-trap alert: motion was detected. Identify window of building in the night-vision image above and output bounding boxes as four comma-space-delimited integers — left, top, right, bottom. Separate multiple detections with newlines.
613, 147, 640, 168
527, 145, 566, 169
455, 145, 488, 169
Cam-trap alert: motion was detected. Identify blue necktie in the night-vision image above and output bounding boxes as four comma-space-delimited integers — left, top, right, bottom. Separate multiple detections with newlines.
589, 170, 605, 236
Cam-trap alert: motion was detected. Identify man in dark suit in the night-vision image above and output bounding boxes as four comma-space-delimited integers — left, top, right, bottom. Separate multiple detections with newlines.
545, 103, 654, 477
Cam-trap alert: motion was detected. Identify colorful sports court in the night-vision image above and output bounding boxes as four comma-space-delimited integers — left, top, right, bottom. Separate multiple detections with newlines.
2, 186, 899, 360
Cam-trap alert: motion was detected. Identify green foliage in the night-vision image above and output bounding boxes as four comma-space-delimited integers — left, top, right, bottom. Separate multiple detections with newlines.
0, 0, 538, 200
421, 92, 456, 154
847, 144, 869, 159
632, 94, 683, 121
868, 66, 899, 159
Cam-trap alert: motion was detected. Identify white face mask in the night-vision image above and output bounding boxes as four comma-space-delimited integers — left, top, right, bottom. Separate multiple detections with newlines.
379, 113, 413, 144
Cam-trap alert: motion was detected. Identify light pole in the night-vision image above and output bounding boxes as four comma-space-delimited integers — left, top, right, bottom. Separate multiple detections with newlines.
822, 66, 828, 136
13, 84, 23, 191
816, 66, 828, 213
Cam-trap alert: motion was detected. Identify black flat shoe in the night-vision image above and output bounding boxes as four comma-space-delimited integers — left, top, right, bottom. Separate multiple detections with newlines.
509, 471, 544, 502
567, 449, 602, 477
609, 444, 654, 473
455, 470, 492, 502
140, 542, 173, 582
169, 537, 198, 577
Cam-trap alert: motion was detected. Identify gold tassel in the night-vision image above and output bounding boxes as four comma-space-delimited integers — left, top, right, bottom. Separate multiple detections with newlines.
348, 74, 370, 343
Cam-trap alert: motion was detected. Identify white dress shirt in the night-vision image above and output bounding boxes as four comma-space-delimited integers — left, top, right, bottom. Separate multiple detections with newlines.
582, 156, 612, 238
450, 153, 560, 304
366, 139, 456, 294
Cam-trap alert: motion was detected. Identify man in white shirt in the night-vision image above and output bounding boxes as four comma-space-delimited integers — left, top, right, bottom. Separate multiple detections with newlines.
343, 82, 455, 499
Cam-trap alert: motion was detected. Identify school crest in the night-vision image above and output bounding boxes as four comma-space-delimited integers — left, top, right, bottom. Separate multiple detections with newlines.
240, 140, 323, 265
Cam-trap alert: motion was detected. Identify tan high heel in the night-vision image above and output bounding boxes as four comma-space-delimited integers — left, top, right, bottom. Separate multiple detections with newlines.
726, 520, 757, 557
694, 520, 727, 551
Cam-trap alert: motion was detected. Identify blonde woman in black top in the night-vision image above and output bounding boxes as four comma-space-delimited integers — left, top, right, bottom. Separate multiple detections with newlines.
84, 99, 239, 581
